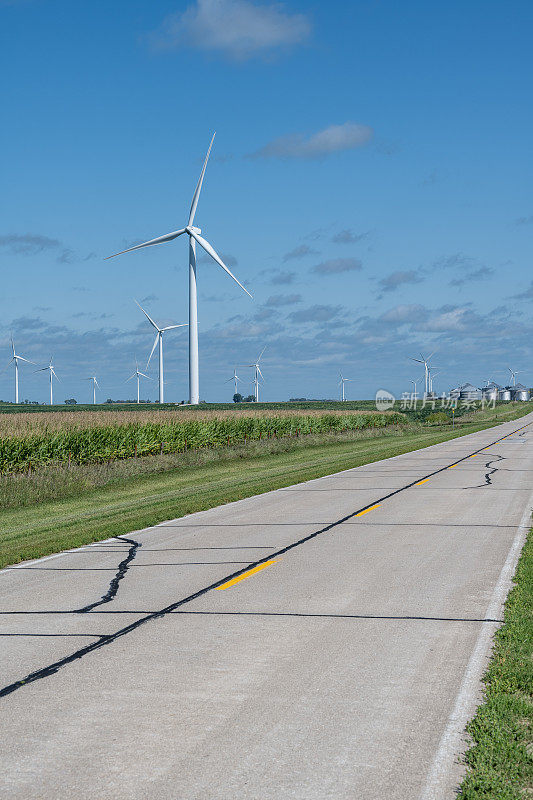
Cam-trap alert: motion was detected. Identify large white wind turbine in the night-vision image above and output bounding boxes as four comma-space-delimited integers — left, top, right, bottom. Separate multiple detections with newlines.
126, 359, 152, 404
5, 337, 35, 403
35, 358, 59, 405
508, 367, 520, 387
86, 376, 99, 405
136, 300, 186, 405
409, 352, 435, 395
239, 348, 266, 403
107, 133, 252, 405
338, 373, 353, 402
225, 367, 243, 397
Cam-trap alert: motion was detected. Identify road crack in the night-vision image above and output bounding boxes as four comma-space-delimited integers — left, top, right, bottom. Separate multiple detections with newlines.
73, 537, 141, 613
467, 454, 508, 488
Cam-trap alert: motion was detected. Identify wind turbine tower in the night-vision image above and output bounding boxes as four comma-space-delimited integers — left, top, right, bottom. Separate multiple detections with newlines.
508, 367, 520, 387
127, 359, 152, 404
86, 376, 99, 405
239, 348, 266, 403
6, 337, 35, 403
410, 353, 435, 395
225, 367, 242, 397
35, 358, 59, 405
338, 373, 353, 402
107, 133, 252, 405
136, 300, 186, 405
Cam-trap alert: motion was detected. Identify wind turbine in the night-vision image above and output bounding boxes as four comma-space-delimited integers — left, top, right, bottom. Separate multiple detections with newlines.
239, 348, 266, 403
126, 359, 152, 404
5, 337, 35, 403
429, 370, 440, 394
338, 373, 353, 402
508, 367, 520, 387
409, 352, 435, 395
35, 358, 59, 405
106, 133, 253, 405
411, 378, 419, 398
86, 376, 99, 405
136, 300, 187, 405
225, 367, 243, 397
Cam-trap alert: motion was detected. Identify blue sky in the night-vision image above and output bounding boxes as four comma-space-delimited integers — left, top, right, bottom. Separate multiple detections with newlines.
1, 0, 532, 403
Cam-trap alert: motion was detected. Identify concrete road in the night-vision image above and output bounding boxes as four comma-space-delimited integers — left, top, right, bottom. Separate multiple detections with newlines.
1, 413, 532, 799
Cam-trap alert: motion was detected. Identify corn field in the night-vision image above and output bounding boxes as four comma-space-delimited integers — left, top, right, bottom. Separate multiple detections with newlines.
0, 411, 405, 473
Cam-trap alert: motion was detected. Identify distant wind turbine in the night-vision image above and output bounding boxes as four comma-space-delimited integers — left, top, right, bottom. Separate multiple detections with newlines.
126, 359, 152, 404
429, 370, 440, 394
409, 352, 435, 395
106, 133, 253, 405
338, 373, 353, 402
225, 367, 243, 397
239, 348, 266, 403
5, 337, 35, 403
86, 376, 99, 405
135, 300, 187, 405
411, 378, 419, 397
35, 358, 59, 406
508, 367, 520, 387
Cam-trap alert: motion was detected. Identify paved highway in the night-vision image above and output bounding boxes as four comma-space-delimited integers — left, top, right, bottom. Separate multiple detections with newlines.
1, 413, 532, 799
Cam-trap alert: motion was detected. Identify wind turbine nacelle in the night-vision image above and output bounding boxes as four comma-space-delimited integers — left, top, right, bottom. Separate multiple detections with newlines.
186, 226, 202, 235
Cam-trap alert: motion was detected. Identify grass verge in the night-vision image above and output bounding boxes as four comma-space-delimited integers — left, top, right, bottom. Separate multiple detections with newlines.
458, 526, 533, 799
0, 404, 530, 569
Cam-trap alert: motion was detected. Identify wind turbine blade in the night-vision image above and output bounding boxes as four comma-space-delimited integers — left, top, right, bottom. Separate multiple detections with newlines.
134, 299, 160, 331
95, 379, 99, 388
257, 346, 266, 363
11, 337, 15, 358
33, 367, 49, 373
188, 230, 253, 299
257, 366, 264, 380
146, 333, 159, 367
51, 369, 60, 381
1, 358, 15, 373
161, 323, 188, 332
409, 358, 424, 363
15, 356, 37, 365
106, 229, 186, 260
188, 132, 216, 227
126, 372, 136, 382
138, 372, 152, 379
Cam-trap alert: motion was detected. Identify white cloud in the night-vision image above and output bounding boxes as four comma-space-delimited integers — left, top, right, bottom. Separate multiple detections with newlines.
151, 0, 311, 60
251, 122, 373, 160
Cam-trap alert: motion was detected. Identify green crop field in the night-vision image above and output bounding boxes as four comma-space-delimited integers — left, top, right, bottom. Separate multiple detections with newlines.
0, 409, 405, 473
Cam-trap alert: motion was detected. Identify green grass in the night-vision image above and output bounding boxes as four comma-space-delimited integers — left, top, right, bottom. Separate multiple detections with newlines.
458, 527, 533, 799
0, 403, 530, 569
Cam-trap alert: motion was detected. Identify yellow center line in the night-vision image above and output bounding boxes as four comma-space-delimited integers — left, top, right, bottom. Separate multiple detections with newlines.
448, 464, 457, 468
355, 504, 381, 516
414, 478, 430, 485
215, 560, 278, 590
469, 454, 478, 458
